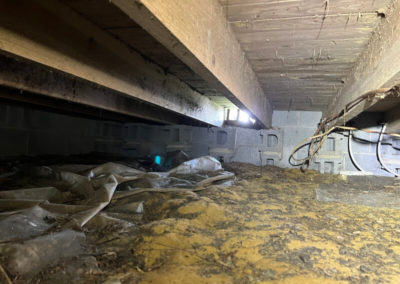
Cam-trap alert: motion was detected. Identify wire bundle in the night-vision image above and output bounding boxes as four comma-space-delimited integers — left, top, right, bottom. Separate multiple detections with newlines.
290, 86, 400, 173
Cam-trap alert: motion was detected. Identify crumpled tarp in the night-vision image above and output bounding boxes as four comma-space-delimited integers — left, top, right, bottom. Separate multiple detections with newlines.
0, 156, 234, 278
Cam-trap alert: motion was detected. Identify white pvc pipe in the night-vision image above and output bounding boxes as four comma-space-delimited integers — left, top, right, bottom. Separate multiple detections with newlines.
348, 130, 365, 172
377, 124, 399, 177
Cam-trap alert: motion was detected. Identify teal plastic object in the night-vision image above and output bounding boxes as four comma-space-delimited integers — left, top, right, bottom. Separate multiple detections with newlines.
154, 155, 162, 165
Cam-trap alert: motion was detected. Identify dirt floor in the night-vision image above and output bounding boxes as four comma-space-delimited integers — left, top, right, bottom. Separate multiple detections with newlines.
2, 161, 400, 283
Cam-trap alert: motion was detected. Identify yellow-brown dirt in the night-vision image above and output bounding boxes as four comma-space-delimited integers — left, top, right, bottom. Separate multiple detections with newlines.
32, 163, 400, 283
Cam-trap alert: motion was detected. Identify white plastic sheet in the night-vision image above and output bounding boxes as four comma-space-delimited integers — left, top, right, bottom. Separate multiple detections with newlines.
0, 156, 234, 277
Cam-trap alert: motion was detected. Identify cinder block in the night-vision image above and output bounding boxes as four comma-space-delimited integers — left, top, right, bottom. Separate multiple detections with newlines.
0, 129, 28, 157
111, 123, 123, 139
392, 139, 400, 155
272, 111, 290, 127
181, 128, 192, 144
94, 139, 124, 155
26, 109, 53, 130
123, 124, 139, 139
67, 134, 94, 154
191, 143, 209, 158
28, 131, 68, 155
191, 127, 214, 144
0, 104, 7, 127
7, 106, 25, 129
140, 125, 153, 141
95, 122, 103, 137
297, 111, 322, 127
103, 123, 110, 138
82, 121, 97, 137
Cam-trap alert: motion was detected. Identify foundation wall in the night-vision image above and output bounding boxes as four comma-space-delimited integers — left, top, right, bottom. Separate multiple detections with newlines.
1, 102, 399, 176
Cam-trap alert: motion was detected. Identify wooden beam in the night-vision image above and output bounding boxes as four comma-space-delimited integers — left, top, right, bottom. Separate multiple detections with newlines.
219, 0, 389, 21
324, 0, 400, 125
0, 86, 156, 124
386, 103, 400, 133
111, 0, 272, 127
0, 53, 191, 125
0, 0, 223, 126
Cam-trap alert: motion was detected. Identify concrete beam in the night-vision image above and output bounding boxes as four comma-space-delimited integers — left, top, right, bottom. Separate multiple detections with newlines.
324, 0, 400, 125
0, 0, 223, 126
111, 0, 272, 128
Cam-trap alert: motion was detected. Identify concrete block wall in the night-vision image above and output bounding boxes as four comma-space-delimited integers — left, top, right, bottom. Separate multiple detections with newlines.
0, 104, 99, 158
273, 111, 400, 176
342, 126, 400, 176
118, 124, 283, 166
271, 111, 345, 174
1, 102, 399, 176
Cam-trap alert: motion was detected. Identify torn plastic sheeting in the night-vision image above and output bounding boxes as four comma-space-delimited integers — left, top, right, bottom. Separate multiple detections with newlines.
0, 187, 63, 202
87, 162, 144, 180
0, 157, 233, 231
112, 187, 207, 202
0, 172, 119, 230
60, 171, 95, 199
120, 176, 195, 190
168, 156, 223, 175
0, 229, 85, 276
106, 200, 144, 214
164, 150, 190, 169
116, 157, 234, 190
196, 171, 235, 187
64, 174, 119, 227
85, 212, 135, 231
0, 199, 44, 211
50, 164, 96, 174
0, 165, 128, 231
148, 177, 195, 188
0, 167, 18, 179
0, 205, 58, 242
56, 168, 125, 227
30, 166, 54, 178
0, 157, 237, 278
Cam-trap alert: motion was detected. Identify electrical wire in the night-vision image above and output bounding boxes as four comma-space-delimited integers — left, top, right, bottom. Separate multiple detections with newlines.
289, 125, 400, 170
348, 130, 365, 172
290, 126, 357, 166
377, 124, 399, 177
290, 85, 400, 171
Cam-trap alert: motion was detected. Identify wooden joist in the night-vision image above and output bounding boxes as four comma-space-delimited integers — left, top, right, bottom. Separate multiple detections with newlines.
0, 54, 190, 125
219, 0, 389, 21
0, 0, 224, 126
324, 0, 400, 126
111, 0, 272, 127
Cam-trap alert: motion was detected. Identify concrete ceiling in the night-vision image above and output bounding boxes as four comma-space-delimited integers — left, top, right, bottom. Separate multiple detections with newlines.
219, 0, 391, 111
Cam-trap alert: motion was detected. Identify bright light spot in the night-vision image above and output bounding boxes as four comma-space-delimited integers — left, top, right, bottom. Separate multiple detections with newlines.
154, 155, 162, 165
238, 110, 250, 122
228, 108, 238, 120
226, 108, 256, 124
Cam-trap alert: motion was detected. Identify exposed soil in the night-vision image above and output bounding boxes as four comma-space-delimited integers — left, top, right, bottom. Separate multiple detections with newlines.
3, 162, 400, 283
